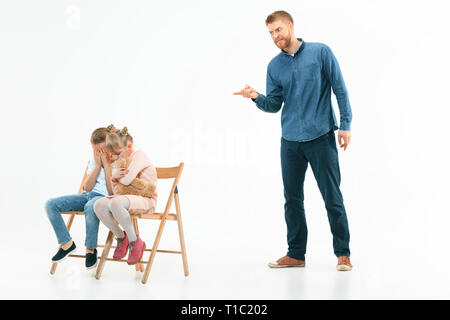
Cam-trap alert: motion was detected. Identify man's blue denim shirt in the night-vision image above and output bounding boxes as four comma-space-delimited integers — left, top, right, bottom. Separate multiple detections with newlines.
253, 38, 352, 142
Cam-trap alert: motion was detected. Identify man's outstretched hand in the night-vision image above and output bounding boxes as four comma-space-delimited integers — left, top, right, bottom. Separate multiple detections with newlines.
338, 130, 351, 151
233, 84, 258, 100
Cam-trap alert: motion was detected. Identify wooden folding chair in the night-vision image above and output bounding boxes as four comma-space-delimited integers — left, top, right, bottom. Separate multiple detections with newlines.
95, 162, 188, 284
49, 167, 88, 274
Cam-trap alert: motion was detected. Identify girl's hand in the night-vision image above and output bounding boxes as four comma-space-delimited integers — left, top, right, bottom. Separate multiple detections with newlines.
112, 167, 129, 180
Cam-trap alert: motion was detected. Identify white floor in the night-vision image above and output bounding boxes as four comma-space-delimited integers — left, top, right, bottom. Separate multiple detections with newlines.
3, 205, 450, 300
3, 162, 450, 300
3, 246, 450, 300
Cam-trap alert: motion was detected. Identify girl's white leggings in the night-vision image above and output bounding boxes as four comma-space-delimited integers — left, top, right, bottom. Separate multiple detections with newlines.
94, 196, 138, 242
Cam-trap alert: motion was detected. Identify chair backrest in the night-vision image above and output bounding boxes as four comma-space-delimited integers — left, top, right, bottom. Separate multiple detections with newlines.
156, 163, 184, 180
155, 163, 184, 215
77, 166, 89, 194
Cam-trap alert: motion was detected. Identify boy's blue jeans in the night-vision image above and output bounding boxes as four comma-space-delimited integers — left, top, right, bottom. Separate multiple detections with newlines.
280, 130, 350, 261
45, 192, 104, 249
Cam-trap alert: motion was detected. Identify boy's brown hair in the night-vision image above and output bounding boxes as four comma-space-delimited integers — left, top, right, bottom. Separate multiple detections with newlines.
90, 127, 110, 145
265, 10, 294, 26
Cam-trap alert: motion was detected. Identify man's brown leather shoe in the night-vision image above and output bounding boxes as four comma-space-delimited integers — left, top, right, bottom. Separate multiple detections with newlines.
336, 256, 352, 271
268, 256, 305, 268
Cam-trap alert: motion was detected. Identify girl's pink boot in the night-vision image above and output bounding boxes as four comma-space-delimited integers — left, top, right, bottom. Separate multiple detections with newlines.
113, 232, 129, 259
127, 236, 146, 265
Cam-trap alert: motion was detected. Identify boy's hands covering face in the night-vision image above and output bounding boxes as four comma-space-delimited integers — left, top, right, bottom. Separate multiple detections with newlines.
93, 149, 103, 167
93, 142, 107, 167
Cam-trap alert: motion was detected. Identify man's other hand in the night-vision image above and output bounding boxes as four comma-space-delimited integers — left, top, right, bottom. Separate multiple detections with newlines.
338, 130, 351, 151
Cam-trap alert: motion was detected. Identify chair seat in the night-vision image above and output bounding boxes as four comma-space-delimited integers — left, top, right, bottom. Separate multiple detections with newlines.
61, 211, 84, 215
131, 212, 178, 221
60, 210, 177, 221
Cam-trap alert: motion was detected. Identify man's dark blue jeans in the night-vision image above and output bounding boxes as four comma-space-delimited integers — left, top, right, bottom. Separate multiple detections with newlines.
280, 129, 350, 261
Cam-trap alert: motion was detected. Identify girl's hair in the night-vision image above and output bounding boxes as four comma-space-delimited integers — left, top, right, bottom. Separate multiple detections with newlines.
90, 127, 110, 145
105, 126, 133, 153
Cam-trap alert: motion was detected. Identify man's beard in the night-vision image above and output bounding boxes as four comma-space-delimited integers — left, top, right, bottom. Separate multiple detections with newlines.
275, 34, 291, 50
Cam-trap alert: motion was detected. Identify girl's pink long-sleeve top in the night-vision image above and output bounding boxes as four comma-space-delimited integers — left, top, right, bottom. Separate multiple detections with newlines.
117, 149, 158, 202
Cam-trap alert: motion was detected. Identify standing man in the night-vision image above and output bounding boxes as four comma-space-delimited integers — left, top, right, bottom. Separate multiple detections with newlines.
234, 10, 353, 271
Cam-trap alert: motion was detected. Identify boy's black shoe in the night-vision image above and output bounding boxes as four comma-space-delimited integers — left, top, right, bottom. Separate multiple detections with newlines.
51, 242, 76, 263
85, 249, 98, 270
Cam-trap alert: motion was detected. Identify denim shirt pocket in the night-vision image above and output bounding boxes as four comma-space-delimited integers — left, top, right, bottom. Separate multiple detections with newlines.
302, 62, 321, 81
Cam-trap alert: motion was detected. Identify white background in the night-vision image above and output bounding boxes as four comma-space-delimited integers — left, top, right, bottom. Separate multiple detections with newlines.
1, 0, 450, 299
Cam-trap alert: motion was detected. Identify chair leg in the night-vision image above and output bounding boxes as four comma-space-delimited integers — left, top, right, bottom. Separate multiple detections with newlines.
132, 218, 144, 272
50, 213, 76, 275
141, 219, 167, 284
137, 220, 145, 272
50, 262, 58, 275
95, 231, 114, 280
175, 193, 189, 276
